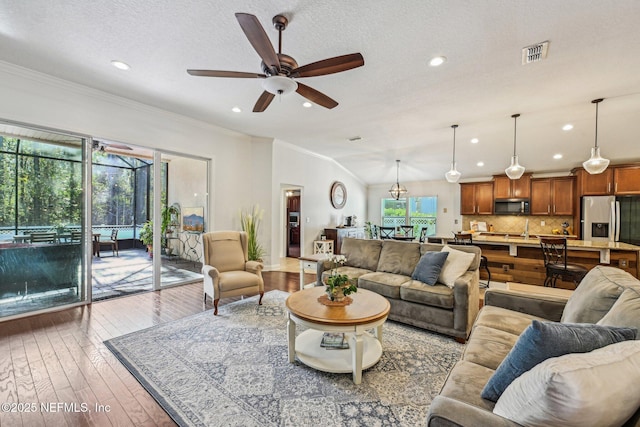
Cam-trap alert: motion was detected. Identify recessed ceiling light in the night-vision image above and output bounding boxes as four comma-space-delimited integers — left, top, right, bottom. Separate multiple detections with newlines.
562, 124, 573, 131
110, 60, 130, 70
553, 153, 563, 159
302, 101, 312, 108
471, 138, 479, 144
477, 161, 484, 167
231, 106, 242, 113
429, 56, 446, 67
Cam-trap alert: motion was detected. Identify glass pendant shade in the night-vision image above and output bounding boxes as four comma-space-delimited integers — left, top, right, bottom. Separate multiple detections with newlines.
505, 155, 525, 179
583, 146, 610, 174
445, 124, 461, 183
583, 98, 609, 175
389, 160, 407, 200
445, 162, 461, 183
505, 114, 525, 180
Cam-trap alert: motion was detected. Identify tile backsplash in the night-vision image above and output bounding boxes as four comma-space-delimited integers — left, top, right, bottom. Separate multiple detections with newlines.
461, 215, 575, 235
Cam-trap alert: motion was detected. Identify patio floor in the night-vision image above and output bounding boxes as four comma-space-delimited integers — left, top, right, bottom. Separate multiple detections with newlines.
92, 249, 203, 301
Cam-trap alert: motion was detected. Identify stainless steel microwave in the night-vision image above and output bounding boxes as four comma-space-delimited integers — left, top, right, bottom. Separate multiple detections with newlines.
494, 199, 530, 215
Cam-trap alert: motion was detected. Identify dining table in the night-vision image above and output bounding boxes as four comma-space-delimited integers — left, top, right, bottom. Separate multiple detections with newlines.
391, 235, 415, 241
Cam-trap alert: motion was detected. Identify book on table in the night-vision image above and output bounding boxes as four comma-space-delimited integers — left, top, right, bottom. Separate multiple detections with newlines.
320, 332, 349, 349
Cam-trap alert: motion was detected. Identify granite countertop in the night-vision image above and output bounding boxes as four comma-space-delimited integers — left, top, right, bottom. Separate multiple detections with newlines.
472, 234, 640, 251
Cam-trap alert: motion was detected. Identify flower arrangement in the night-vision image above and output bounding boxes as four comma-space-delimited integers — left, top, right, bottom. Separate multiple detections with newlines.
325, 254, 357, 301
240, 205, 266, 261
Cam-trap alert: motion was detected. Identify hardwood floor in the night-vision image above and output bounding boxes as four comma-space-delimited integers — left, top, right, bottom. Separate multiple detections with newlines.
0, 271, 310, 427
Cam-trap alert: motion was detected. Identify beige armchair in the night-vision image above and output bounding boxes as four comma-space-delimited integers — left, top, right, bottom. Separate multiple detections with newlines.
202, 231, 264, 315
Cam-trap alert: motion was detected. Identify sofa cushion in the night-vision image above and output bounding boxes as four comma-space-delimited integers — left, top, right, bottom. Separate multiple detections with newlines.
474, 305, 545, 336
462, 325, 520, 371
376, 240, 421, 276
493, 340, 640, 427
322, 266, 373, 283
438, 246, 476, 288
411, 251, 449, 285
439, 360, 497, 412
358, 272, 411, 299
399, 280, 454, 309
341, 238, 383, 271
481, 320, 637, 402
561, 265, 637, 324
597, 287, 640, 333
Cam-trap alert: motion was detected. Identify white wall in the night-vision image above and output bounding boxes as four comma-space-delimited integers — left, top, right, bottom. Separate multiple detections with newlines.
367, 180, 462, 237
0, 62, 255, 231
269, 140, 367, 266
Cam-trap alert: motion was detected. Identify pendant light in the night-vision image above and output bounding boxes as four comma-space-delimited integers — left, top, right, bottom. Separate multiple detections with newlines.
389, 160, 408, 200
505, 113, 525, 180
445, 124, 462, 183
583, 98, 609, 175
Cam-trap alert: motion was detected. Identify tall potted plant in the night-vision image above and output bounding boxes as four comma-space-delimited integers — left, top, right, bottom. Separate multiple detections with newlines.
240, 205, 266, 261
139, 220, 154, 257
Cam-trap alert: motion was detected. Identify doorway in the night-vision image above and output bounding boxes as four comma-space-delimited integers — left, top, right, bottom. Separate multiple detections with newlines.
285, 190, 301, 258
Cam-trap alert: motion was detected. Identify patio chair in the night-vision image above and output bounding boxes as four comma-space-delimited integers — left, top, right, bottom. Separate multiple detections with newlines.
70, 231, 83, 242
98, 229, 119, 256
30, 232, 57, 243
202, 231, 264, 315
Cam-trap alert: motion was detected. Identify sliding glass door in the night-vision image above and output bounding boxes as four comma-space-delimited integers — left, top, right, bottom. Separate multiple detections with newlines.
0, 122, 88, 319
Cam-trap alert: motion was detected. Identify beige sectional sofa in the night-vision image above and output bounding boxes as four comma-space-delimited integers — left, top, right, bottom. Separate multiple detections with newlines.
427, 265, 640, 427
318, 237, 482, 341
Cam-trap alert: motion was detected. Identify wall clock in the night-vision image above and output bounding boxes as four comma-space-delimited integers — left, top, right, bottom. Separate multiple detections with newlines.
330, 181, 347, 209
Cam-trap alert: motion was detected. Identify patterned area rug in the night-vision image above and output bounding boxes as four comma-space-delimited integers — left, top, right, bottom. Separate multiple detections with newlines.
105, 290, 464, 426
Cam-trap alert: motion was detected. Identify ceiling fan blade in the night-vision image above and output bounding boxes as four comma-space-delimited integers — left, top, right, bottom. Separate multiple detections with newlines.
235, 13, 280, 75
187, 70, 266, 78
291, 53, 364, 78
296, 83, 338, 109
253, 91, 275, 112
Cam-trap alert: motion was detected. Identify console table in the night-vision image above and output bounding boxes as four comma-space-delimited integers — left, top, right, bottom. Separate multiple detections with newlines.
323, 227, 365, 255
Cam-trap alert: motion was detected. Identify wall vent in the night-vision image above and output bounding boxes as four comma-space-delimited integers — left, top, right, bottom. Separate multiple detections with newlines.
522, 41, 549, 64
348, 136, 362, 142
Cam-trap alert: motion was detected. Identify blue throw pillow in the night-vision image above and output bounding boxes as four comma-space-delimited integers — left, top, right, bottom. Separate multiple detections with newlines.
411, 251, 449, 286
481, 320, 637, 402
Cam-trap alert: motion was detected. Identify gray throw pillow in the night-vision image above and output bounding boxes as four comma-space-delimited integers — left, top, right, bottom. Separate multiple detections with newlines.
481, 320, 637, 402
411, 251, 449, 286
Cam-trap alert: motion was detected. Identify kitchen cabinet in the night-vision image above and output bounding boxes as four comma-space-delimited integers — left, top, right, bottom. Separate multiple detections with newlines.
493, 174, 531, 199
288, 195, 300, 211
576, 168, 613, 195
531, 177, 574, 216
324, 227, 365, 255
613, 166, 640, 195
460, 182, 493, 215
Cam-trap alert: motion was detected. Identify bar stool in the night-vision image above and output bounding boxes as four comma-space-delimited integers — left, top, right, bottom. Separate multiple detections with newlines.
539, 237, 588, 288
453, 232, 491, 288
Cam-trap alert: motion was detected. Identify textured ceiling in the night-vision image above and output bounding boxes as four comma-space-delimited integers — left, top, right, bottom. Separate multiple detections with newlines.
1, 0, 640, 184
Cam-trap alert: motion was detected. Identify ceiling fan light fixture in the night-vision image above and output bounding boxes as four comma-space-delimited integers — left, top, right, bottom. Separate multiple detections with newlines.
583, 98, 610, 175
445, 124, 461, 183
262, 75, 298, 95
389, 160, 408, 200
505, 113, 525, 180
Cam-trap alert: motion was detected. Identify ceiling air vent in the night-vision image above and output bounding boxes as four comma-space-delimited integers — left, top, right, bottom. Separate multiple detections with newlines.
348, 136, 362, 142
522, 41, 549, 64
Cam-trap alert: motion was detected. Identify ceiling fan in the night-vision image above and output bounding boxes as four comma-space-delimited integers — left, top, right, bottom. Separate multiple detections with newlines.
187, 13, 364, 112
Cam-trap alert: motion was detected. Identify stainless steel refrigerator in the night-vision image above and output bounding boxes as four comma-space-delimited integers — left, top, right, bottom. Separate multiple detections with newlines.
581, 195, 640, 245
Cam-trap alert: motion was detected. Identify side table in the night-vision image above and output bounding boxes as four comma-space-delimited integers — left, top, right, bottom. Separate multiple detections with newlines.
298, 253, 330, 290
313, 240, 334, 255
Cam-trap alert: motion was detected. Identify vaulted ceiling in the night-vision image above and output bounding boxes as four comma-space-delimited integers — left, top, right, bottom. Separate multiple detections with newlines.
2, 0, 639, 184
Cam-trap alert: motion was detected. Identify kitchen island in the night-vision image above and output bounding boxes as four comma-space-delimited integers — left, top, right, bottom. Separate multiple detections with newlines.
470, 234, 640, 288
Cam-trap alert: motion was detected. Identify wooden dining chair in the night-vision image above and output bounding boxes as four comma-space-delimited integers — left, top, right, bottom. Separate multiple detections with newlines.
379, 226, 395, 240
399, 225, 414, 237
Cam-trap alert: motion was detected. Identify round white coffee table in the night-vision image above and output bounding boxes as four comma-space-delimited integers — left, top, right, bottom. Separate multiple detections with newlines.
285, 287, 390, 384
